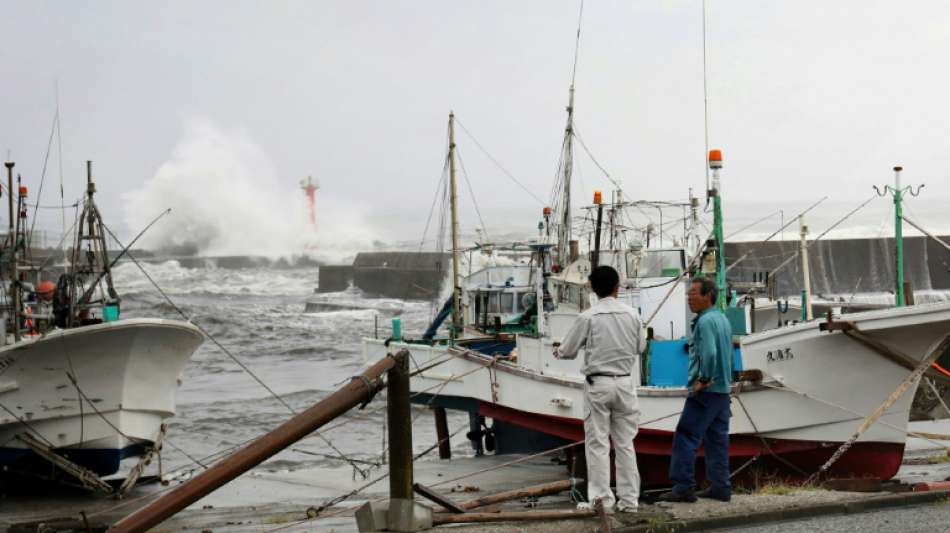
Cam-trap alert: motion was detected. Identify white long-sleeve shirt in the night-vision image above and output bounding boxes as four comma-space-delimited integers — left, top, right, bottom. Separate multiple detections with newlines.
556, 296, 646, 378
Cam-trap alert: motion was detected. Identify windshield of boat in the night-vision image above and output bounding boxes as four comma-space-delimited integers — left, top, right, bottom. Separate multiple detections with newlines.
629, 249, 685, 279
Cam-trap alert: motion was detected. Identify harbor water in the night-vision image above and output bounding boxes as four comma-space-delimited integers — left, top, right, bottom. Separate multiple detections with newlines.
112, 261, 472, 499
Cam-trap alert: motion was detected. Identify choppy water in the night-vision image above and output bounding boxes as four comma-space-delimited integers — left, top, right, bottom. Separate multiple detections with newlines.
111, 261, 470, 483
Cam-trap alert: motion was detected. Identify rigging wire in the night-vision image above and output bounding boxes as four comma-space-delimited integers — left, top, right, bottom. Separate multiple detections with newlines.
453, 118, 545, 205
725, 210, 781, 240
455, 148, 490, 242
56, 82, 67, 264
28, 111, 59, 249
571, 0, 585, 86
572, 124, 623, 193
725, 196, 828, 272
417, 154, 450, 253
768, 195, 877, 276
99, 222, 371, 478
701, 0, 711, 194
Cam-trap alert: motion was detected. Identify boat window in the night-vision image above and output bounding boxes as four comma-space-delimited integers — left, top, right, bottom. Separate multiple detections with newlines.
500, 292, 514, 313
629, 250, 686, 278
489, 292, 501, 313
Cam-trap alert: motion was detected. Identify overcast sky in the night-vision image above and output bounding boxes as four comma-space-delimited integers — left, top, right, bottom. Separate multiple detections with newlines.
2, 1, 949, 253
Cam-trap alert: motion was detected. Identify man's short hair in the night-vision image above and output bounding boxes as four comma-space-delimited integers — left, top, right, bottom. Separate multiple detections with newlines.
589, 266, 620, 298
690, 276, 718, 304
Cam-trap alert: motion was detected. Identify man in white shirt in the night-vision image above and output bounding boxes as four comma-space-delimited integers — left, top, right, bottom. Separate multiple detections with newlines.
554, 265, 645, 513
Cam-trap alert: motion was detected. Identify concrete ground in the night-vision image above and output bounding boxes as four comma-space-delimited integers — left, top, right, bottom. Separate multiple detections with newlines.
2, 420, 949, 532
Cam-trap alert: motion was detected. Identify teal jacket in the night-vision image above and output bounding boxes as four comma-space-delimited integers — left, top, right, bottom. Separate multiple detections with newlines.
687, 307, 733, 394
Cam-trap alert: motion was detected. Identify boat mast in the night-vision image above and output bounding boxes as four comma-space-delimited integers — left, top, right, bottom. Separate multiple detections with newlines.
4, 160, 18, 341
799, 217, 813, 320
874, 165, 923, 308
555, 86, 575, 268
893, 167, 905, 307
448, 113, 462, 337
69, 161, 118, 327
708, 149, 726, 309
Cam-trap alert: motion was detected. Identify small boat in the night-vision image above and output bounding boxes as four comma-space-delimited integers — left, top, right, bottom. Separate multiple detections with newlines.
0, 161, 204, 483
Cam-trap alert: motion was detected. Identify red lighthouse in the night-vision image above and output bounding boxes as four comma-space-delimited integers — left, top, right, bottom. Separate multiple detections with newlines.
300, 176, 319, 226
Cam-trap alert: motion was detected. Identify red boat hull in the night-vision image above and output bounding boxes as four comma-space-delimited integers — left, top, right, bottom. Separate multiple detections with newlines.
480, 401, 904, 487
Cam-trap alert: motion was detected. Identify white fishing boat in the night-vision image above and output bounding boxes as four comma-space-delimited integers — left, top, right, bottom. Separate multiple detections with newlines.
362, 139, 950, 487
0, 161, 204, 483
0, 318, 203, 476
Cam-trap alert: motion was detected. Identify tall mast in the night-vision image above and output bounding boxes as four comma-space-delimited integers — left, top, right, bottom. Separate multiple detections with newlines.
708, 149, 726, 309
799, 217, 813, 320
448, 113, 461, 336
556, 85, 575, 266
874, 165, 923, 308
4, 161, 18, 341
892, 166, 906, 307
5, 161, 13, 244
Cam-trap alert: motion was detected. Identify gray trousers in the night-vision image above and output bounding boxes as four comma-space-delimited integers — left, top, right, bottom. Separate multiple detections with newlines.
583, 375, 641, 509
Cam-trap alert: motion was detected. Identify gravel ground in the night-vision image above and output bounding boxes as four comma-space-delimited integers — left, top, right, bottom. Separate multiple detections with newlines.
718, 500, 950, 532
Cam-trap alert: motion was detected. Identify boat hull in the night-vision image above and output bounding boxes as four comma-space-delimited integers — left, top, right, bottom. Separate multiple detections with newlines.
0, 318, 204, 476
363, 302, 950, 486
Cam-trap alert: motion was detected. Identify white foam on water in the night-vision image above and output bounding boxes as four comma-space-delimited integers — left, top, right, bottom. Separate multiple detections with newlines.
122, 118, 378, 263
111, 260, 315, 298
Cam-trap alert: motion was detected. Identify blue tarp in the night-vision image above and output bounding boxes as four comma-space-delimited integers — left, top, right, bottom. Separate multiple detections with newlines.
647, 338, 743, 387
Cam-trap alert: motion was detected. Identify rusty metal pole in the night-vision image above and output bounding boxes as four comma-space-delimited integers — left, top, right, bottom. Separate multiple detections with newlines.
110, 353, 399, 533
433, 406, 451, 460
388, 350, 412, 500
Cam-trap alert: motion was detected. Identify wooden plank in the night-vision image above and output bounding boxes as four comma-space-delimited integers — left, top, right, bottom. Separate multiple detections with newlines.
413, 483, 466, 514
433, 509, 598, 525
457, 479, 573, 510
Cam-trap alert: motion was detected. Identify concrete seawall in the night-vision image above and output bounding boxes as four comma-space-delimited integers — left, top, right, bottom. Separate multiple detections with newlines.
726, 234, 950, 297
318, 252, 449, 300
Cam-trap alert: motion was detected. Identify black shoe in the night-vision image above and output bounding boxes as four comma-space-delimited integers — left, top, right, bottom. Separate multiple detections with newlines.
696, 488, 731, 502
658, 489, 698, 503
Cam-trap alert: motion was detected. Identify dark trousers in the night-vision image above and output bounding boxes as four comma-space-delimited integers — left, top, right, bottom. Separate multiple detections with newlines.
669, 390, 731, 495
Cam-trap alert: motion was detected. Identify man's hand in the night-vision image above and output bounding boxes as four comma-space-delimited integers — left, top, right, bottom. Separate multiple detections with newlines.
692, 379, 713, 394
552, 341, 562, 359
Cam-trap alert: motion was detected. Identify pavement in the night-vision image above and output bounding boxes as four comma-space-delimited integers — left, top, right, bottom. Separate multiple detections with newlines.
3, 420, 950, 532
719, 501, 950, 533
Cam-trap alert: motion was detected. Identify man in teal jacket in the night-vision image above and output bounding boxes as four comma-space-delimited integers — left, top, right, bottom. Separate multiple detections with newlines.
660, 276, 733, 503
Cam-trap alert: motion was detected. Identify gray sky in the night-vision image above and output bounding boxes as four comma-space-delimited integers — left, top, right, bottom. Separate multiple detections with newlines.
3, 1, 949, 254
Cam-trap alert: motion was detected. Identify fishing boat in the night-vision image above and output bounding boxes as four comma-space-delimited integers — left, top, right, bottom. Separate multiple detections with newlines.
0, 161, 204, 485
363, 129, 950, 486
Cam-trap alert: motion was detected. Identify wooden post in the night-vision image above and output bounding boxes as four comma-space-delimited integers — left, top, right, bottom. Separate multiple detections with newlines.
388, 350, 412, 500
434, 406, 451, 459
903, 281, 915, 305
